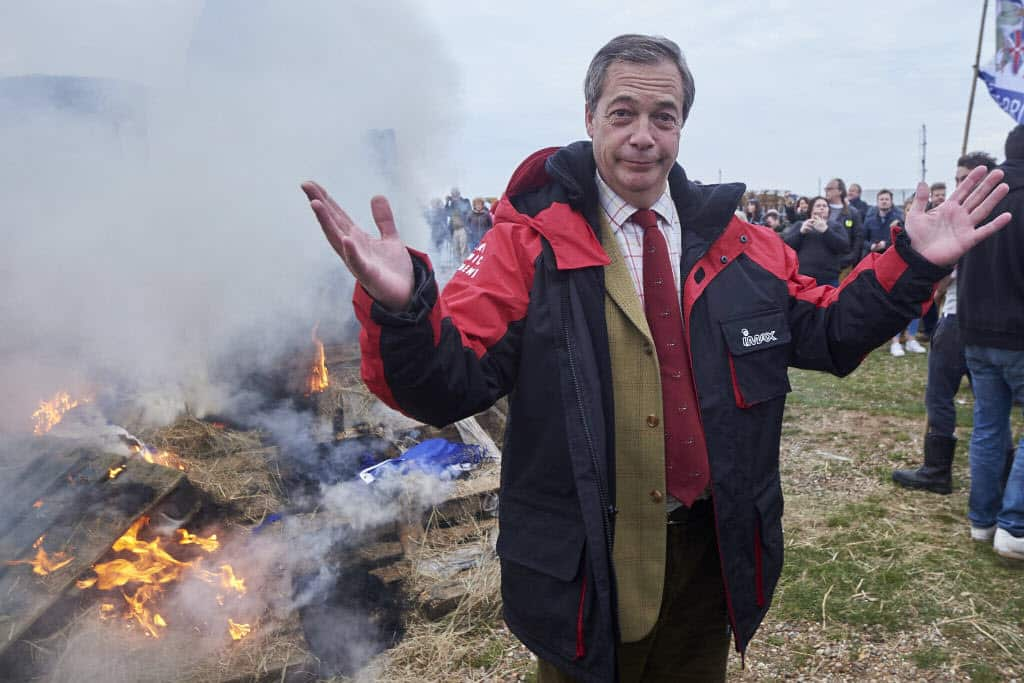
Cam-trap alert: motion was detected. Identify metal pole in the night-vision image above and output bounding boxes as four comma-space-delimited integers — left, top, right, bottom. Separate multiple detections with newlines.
921, 124, 928, 183
963, 0, 990, 156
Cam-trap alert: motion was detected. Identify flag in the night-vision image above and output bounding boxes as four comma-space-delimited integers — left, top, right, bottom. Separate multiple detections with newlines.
980, 0, 1024, 123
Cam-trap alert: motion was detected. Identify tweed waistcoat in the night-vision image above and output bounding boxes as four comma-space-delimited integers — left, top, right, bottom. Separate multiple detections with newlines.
598, 210, 670, 643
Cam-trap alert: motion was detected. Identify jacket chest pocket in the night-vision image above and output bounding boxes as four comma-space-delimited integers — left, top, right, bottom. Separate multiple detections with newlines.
720, 309, 792, 408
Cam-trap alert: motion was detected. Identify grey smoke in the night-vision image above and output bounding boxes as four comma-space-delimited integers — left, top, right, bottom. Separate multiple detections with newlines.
0, 0, 461, 432
0, 2, 465, 679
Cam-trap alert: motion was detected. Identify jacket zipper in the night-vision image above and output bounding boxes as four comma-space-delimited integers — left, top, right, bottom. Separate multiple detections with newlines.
560, 284, 617, 655
682, 264, 743, 655
561, 286, 614, 557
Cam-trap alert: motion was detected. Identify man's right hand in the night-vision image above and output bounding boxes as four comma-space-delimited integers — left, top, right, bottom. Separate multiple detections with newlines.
302, 181, 415, 312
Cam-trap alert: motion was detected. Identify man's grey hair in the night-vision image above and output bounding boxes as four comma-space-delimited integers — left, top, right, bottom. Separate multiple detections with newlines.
584, 34, 696, 125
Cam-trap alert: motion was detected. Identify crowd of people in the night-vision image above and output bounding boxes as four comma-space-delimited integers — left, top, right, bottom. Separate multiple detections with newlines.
737, 179, 951, 356
424, 187, 495, 264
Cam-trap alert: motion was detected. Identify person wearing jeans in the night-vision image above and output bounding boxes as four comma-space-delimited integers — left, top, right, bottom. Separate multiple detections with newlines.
958, 127, 1024, 560
964, 347, 1024, 552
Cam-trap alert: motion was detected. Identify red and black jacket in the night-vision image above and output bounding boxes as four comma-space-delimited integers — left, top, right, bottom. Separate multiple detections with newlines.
353, 142, 947, 682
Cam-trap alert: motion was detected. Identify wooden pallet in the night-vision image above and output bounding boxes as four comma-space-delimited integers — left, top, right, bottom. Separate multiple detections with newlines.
0, 439, 188, 658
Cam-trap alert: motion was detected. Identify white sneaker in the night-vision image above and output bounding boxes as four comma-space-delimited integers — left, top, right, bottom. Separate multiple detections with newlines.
905, 339, 927, 353
890, 342, 906, 357
994, 528, 1024, 560
971, 524, 997, 542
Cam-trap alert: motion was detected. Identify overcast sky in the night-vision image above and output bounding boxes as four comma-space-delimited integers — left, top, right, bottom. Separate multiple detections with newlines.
418, 0, 1012, 198
0, 1, 1013, 199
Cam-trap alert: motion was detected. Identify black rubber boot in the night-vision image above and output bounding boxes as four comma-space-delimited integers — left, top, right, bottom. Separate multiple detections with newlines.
892, 433, 956, 494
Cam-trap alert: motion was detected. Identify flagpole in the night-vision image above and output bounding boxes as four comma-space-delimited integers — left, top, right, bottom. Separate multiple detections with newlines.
962, 0, 990, 156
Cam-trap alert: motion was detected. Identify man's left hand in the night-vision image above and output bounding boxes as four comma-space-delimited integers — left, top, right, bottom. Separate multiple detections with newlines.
904, 166, 1011, 267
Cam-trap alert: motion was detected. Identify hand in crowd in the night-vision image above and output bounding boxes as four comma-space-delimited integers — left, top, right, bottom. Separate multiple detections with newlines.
810, 216, 828, 233
800, 220, 813, 234
870, 240, 887, 253
301, 181, 415, 312
903, 166, 1011, 267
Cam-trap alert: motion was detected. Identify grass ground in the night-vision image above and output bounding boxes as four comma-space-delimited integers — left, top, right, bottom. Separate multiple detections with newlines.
367, 345, 1023, 682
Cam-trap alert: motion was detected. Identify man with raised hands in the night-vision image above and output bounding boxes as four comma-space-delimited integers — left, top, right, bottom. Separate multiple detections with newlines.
303, 34, 1009, 683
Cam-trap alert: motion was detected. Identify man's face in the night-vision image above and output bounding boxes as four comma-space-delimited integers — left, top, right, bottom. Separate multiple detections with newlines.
765, 214, 779, 229
824, 181, 841, 204
877, 193, 893, 212
930, 187, 946, 205
848, 185, 861, 201
955, 166, 970, 187
586, 59, 684, 209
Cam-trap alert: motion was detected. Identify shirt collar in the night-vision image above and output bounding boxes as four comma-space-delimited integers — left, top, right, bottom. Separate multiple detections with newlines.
595, 171, 675, 232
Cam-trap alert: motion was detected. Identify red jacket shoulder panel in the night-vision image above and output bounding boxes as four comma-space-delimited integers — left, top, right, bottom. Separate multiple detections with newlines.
493, 195, 610, 271
441, 220, 545, 357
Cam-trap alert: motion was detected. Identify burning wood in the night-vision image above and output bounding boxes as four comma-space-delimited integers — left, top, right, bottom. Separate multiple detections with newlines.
4, 535, 74, 576
31, 391, 91, 435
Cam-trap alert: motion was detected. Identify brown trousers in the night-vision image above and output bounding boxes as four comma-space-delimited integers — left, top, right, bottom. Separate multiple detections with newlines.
536, 502, 730, 682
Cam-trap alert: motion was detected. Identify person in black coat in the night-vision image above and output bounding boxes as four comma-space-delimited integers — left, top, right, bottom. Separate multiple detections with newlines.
781, 196, 850, 286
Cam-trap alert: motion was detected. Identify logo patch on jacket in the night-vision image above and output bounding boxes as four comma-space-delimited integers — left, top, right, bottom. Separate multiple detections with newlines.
740, 327, 778, 348
457, 243, 487, 279
720, 310, 791, 357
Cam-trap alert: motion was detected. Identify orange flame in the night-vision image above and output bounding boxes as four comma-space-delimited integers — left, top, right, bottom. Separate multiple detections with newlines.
177, 529, 219, 553
32, 500, 44, 509
78, 517, 246, 639
6, 535, 74, 575
108, 465, 125, 480
122, 584, 167, 638
218, 564, 246, 594
228, 619, 251, 641
32, 391, 91, 435
130, 444, 187, 472
305, 323, 329, 395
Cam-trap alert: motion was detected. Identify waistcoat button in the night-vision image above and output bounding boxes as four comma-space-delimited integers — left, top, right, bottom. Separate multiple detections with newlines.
646, 415, 660, 428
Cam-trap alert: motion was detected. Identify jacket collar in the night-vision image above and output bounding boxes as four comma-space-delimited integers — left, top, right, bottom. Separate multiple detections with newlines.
501, 142, 746, 270
545, 142, 742, 246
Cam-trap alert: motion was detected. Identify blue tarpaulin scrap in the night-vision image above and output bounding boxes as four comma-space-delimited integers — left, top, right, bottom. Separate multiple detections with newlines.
358, 438, 485, 484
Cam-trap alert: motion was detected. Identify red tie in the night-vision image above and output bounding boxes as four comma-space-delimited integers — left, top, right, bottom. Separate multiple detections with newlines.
631, 209, 710, 506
